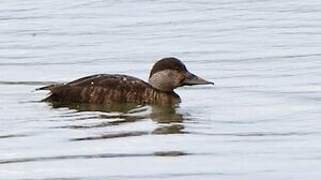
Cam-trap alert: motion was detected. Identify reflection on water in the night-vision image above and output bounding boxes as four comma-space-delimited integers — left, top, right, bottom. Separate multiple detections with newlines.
151, 106, 184, 124
48, 100, 146, 113
152, 124, 185, 135
46, 100, 187, 141
0, 99, 190, 166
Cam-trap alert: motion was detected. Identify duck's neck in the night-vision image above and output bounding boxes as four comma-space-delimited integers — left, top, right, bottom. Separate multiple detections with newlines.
148, 88, 181, 105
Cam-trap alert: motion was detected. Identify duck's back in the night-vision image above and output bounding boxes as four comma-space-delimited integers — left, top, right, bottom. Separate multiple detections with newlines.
41, 74, 180, 105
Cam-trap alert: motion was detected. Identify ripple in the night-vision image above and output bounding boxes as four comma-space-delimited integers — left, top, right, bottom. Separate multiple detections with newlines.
0, 151, 191, 164
0, 133, 28, 139
21, 171, 237, 180
192, 131, 321, 137
70, 131, 148, 141
54, 114, 148, 128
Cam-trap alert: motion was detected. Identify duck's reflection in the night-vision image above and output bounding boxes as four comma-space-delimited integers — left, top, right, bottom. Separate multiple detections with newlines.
50, 101, 144, 113
150, 106, 183, 123
149, 105, 185, 135
47, 101, 187, 140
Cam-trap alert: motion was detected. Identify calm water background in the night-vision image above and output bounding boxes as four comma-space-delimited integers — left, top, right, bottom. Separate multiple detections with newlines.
1, 0, 321, 179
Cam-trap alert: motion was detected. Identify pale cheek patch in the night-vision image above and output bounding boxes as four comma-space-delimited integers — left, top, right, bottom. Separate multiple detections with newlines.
149, 70, 181, 91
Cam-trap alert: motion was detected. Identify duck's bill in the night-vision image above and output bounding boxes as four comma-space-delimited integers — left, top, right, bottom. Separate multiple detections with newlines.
183, 72, 214, 86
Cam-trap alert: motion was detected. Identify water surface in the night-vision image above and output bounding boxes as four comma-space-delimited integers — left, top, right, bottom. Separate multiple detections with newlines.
1, 0, 321, 179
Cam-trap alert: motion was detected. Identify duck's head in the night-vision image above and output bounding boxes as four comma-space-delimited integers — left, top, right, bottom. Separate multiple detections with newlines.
148, 57, 214, 92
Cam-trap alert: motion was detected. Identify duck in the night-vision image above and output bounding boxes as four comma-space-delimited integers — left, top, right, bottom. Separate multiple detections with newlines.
38, 57, 214, 106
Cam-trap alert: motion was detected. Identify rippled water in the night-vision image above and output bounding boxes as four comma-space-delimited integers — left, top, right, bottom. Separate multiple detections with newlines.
1, 0, 321, 179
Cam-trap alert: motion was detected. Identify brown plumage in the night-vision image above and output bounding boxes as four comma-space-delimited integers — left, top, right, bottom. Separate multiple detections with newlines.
38, 57, 213, 106
149, 57, 187, 78
40, 74, 181, 105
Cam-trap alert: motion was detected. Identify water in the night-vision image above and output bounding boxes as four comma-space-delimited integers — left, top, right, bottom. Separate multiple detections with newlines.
1, 0, 321, 179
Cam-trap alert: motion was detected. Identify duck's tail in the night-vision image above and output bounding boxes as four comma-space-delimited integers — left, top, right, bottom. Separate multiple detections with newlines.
36, 84, 63, 91
36, 84, 64, 102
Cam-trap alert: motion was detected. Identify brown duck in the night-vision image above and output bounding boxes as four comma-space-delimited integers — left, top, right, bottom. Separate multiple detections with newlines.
38, 57, 214, 105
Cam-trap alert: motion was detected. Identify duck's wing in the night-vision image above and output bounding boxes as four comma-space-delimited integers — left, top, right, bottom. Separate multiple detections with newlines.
36, 74, 107, 91
39, 74, 153, 104
66, 74, 149, 88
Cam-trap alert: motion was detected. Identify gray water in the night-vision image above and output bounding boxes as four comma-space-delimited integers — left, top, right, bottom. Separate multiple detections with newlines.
1, 0, 321, 179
